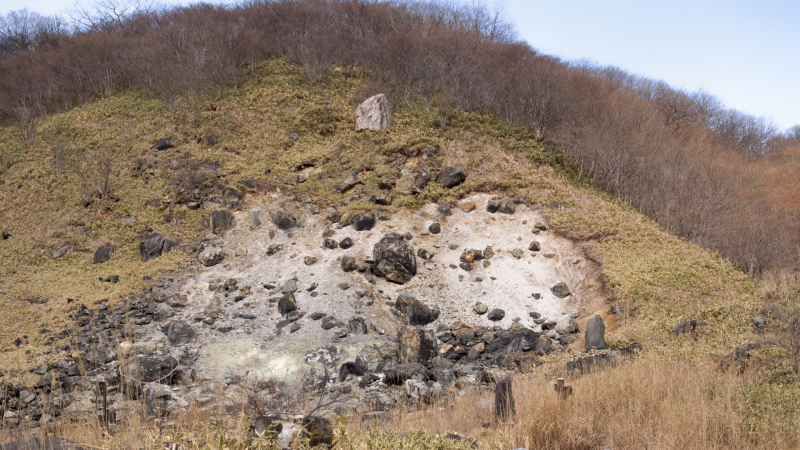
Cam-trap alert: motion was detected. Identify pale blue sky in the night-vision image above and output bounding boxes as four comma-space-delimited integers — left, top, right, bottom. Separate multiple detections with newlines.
4, 0, 799, 130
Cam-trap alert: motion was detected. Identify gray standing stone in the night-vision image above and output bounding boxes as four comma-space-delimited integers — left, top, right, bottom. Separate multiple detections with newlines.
355, 94, 392, 132
585, 315, 606, 351
494, 375, 515, 422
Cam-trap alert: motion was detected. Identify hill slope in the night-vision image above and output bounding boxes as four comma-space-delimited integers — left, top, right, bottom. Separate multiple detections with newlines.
2, 59, 793, 447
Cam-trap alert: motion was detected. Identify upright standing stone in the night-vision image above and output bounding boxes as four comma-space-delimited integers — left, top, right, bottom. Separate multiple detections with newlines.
355, 94, 392, 131
495, 375, 515, 422
585, 315, 606, 351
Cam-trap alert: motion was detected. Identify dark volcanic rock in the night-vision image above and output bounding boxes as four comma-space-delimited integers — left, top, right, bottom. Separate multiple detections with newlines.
484, 329, 550, 357
212, 210, 236, 235
487, 309, 505, 321
272, 211, 296, 230
373, 233, 416, 284
150, 139, 173, 150
354, 213, 376, 231
93, 246, 114, 264
428, 222, 441, 234
349, 317, 368, 335
323, 239, 338, 249
436, 167, 466, 188
121, 355, 179, 395
167, 320, 195, 346
495, 375, 515, 422
395, 291, 440, 326
551, 282, 571, 298
278, 293, 298, 315
140, 233, 166, 262
339, 237, 354, 249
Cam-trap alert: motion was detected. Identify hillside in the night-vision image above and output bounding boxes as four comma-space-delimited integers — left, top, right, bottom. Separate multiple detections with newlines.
2, 58, 798, 448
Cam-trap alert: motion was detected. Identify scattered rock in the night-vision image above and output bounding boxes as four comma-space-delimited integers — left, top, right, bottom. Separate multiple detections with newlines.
278, 293, 297, 315
266, 244, 283, 256
473, 303, 488, 315
753, 316, 767, 334
272, 211, 296, 230
93, 246, 114, 264
397, 326, 437, 365
167, 321, 195, 346
341, 256, 358, 272
395, 291, 440, 326
200, 246, 224, 266
249, 209, 269, 227
555, 314, 579, 334
436, 167, 466, 188
551, 282, 571, 298
510, 249, 524, 259
585, 315, 606, 350
373, 233, 417, 284
354, 213, 376, 231
528, 240, 541, 252
355, 93, 392, 131
140, 233, 166, 262
323, 238, 338, 249
428, 222, 441, 234
304, 256, 318, 266
150, 139, 173, 150
487, 309, 505, 321
486, 198, 502, 213
339, 237, 354, 249
499, 200, 516, 214
212, 210, 236, 235
203, 134, 217, 146
348, 317, 368, 335
460, 201, 476, 212
52, 247, 70, 259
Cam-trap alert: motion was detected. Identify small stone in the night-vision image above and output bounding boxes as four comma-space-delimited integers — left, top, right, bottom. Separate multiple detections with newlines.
510, 249, 524, 259
417, 248, 435, 260
354, 213, 376, 231
551, 282, 571, 298
528, 241, 541, 251
534, 221, 547, 231
341, 256, 357, 272
428, 223, 441, 234
283, 279, 298, 293
437, 204, 453, 216
460, 201, 476, 212
499, 200, 516, 214
338, 282, 351, 290
324, 238, 338, 249
304, 256, 318, 266
473, 303, 488, 315
529, 311, 541, 319
459, 261, 472, 271
487, 309, 505, 321
339, 237, 354, 249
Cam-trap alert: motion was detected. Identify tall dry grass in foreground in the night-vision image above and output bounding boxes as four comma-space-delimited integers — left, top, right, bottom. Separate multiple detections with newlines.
394, 358, 795, 450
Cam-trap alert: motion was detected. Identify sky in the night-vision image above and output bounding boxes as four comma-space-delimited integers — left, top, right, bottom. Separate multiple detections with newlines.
3, 0, 799, 130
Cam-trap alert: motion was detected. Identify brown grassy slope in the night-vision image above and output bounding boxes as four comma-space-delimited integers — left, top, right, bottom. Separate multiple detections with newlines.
0, 59, 754, 381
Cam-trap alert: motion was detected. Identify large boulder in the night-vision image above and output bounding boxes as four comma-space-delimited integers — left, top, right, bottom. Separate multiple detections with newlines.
355, 94, 392, 131
397, 326, 437, 365
354, 213, 376, 231
373, 233, 416, 284
585, 315, 606, 350
436, 167, 466, 188
212, 210, 236, 235
272, 211, 296, 230
140, 233, 165, 262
